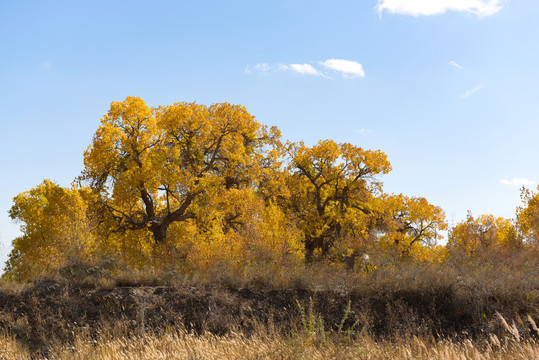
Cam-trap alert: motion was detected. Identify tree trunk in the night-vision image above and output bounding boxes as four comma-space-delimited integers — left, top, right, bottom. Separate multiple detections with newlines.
304, 235, 326, 263
150, 223, 169, 244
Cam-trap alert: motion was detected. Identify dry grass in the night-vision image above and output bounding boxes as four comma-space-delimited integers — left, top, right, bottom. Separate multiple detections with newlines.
0, 329, 537, 360
0, 301, 536, 359
0, 249, 537, 358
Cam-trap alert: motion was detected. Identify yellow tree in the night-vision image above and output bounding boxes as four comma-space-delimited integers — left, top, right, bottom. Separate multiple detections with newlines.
181, 186, 303, 267
448, 212, 521, 256
5, 180, 98, 281
517, 187, 539, 247
81, 97, 279, 245
285, 139, 391, 261
379, 194, 447, 257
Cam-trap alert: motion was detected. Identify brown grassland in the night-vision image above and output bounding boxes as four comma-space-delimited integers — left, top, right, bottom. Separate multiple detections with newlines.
0, 250, 537, 359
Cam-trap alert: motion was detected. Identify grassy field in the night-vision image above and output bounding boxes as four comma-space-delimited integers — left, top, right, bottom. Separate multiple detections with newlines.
0, 253, 537, 359
0, 326, 537, 359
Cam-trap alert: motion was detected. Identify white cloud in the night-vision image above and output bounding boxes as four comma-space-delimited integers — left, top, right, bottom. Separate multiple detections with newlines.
282, 63, 322, 76
321, 59, 365, 78
247, 62, 324, 77
246, 59, 365, 79
254, 63, 270, 72
500, 178, 535, 187
277, 64, 288, 71
355, 128, 373, 134
245, 63, 271, 75
448, 61, 464, 70
376, 0, 504, 17
41, 62, 52, 70
460, 84, 484, 98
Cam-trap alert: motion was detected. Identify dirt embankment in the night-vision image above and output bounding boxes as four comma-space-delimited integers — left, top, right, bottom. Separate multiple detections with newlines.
0, 278, 537, 354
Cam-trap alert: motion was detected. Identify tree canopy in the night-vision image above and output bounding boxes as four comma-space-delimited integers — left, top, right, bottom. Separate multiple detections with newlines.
8, 96, 534, 281
448, 212, 521, 256
6, 180, 98, 281
284, 139, 391, 260
81, 97, 279, 245
516, 187, 539, 247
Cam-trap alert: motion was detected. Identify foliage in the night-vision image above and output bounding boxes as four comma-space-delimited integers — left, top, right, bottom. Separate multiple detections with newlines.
285, 139, 391, 261
81, 96, 280, 245
517, 186, 539, 246
5, 180, 99, 281
376, 194, 447, 261
448, 212, 521, 256
4, 96, 532, 280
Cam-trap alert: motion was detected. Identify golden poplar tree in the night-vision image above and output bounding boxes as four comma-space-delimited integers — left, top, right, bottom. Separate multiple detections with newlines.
81, 97, 280, 245
5, 180, 98, 281
449, 212, 521, 256
517, 187, 539, 247
285, 139, 391, 261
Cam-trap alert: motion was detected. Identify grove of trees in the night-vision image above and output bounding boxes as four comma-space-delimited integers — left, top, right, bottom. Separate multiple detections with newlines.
5, 97, 538, 281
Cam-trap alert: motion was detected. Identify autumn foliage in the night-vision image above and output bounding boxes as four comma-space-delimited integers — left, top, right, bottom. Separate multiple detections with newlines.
5, 97, 536, 281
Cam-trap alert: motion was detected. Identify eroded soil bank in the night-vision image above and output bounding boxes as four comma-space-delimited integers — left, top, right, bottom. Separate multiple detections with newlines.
0, 278, 537, 354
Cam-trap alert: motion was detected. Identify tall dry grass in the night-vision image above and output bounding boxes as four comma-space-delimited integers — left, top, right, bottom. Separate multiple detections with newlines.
0, 327, 537, 360
0, 247, 537, 358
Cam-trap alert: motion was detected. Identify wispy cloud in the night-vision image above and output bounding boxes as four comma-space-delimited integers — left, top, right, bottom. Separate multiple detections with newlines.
246, 59, 365, 79
460, 84, 484, 98
500, 178, 535, 187
281, 63, 323, 76
321, 59, 365, 78
244, 63, 271, 75
355, 128, 373, 134
41, 62, 52, 70
448, 61, 464, 70
376, 0, 504, 17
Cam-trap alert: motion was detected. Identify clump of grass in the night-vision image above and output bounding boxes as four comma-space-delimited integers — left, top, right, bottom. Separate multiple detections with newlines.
295, 297, 326, 345
497, 311, 521, 342
294, 297, 359, 347
529, 315, 539, 338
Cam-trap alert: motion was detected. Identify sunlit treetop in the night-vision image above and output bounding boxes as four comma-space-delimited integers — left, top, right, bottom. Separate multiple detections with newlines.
81, 96, 280, 244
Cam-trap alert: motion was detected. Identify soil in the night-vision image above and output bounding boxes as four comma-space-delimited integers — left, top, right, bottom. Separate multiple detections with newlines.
0, 280, 536, 355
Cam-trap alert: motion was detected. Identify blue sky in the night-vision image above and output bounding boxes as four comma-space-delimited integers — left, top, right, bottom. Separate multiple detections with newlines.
1, 0, 538, 265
